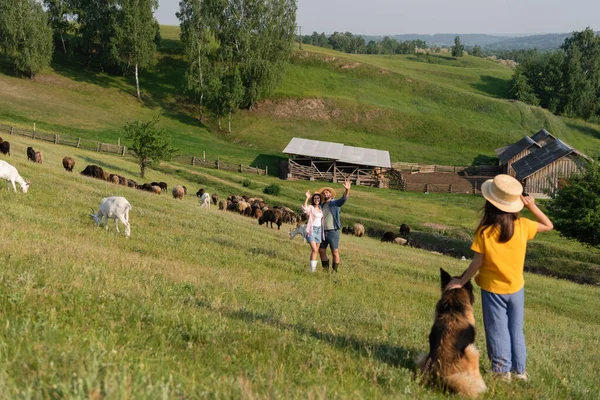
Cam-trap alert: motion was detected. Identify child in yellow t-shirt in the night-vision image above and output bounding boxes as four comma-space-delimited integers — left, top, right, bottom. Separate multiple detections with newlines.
446, 174, 553, 381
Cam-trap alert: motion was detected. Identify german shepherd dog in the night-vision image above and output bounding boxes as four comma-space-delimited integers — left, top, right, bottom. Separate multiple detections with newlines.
417, 268, 487, 398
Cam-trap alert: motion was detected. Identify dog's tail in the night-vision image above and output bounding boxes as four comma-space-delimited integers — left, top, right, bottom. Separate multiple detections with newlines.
443, 373, 487, 399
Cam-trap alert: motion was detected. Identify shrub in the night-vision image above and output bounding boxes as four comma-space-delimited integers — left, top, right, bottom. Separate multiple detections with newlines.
242, 178, 252, 188
263, 183, 281, 196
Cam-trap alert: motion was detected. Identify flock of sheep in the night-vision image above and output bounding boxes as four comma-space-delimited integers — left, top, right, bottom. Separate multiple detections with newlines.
1, 140, 416, 246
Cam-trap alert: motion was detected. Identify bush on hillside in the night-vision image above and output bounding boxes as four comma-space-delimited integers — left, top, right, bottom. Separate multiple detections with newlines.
241, 178, 252, 188
263, 183, 280, 196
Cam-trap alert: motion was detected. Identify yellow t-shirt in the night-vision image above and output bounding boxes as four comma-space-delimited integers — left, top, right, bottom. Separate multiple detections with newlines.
471, 218, 538, 294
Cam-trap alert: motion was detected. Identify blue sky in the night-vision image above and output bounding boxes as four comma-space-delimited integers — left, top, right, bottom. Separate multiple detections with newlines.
156, 0, 599, 36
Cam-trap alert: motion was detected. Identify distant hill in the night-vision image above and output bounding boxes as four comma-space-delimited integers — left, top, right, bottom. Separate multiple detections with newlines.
361, 32, 599, 50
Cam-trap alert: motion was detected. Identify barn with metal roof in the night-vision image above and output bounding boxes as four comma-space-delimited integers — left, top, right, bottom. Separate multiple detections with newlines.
497, 130, 587, 194
282, 138, 391, 187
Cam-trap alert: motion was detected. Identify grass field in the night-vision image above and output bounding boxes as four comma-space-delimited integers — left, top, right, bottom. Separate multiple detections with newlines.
1, 134, 599, 398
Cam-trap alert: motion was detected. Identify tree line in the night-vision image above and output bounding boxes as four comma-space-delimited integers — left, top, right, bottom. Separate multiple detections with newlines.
302, 31, 427, 55
511, 28, 600, 121
0, 0, 298, 131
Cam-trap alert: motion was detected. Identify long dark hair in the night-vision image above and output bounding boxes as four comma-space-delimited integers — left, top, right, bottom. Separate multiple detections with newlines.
476, 201, 518, 243
310, 194, 322, 207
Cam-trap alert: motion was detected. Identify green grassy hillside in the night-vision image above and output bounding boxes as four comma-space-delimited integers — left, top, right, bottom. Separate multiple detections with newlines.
1, 27, 599, 171
0, 134, 599, 398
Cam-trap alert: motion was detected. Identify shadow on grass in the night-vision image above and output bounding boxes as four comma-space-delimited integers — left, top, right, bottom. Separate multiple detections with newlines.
190, 299, 418, 372
82, 156, 140, 178
251, 154, 286, 177
471, 75, 511, 98
564, 121, 600, 141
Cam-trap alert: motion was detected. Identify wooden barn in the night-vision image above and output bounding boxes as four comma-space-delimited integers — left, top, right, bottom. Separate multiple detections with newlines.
511, 138, 587, 195
495, 135, 541, 177
282, 138, 391, 187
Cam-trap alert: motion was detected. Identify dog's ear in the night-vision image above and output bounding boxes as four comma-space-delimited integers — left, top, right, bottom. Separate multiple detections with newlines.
440, 268, 453, 290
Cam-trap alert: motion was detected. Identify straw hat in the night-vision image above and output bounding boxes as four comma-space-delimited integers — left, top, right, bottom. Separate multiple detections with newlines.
481, 174, 524, 213
317, 187, 336, 199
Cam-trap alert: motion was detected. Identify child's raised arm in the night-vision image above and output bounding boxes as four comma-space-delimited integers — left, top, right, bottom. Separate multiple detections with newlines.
521, 194, 554, 233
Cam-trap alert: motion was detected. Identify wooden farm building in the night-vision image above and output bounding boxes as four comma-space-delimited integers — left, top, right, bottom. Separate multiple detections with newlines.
282, 138, 391, 187
496, 129, 587, 194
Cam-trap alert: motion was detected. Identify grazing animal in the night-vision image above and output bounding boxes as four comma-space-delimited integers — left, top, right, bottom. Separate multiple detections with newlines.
89, 196, 132, 238
127, 180, 137, 188
0, 141, 10, 156
182, 185, 187, 195
110, 174, 120, 184
34, 151, 43, 164
258, 209, 283, 230
62, 157, 75, 172
199, 192, 210, 208
158, 182, 167, 192
80, 165, 106, 180
151, 185, 162, 194
353, 223, 365, 237
218, 199, 226, 210
393, 237, 408, 245
289, 224, 307, 242
381, 231, 397, 243
417, 269, 486, 398
254, 208, 262, 220
211, 193, 219, 205
400, 223, 411, 237
0, 160, 30, 193
27, 147, 36, 162
172, 185, 185, 199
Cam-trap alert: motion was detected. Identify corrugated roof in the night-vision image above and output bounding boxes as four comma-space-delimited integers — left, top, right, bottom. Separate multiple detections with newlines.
282, 138, 391, 168
530, 128, 554, 143
512, 139, 574, 180
498, 136, 539, 165
282, 138, 344, 160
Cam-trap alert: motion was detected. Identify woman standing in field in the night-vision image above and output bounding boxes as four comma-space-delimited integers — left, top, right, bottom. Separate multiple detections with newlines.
302, 189, 324, 272
446, 174, 553, 381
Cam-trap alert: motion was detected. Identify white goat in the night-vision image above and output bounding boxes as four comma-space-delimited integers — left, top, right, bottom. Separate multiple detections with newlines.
0, 160, 30, 193
199, 192, 210, 209
89, 196, 132, 238
289, 224, 307, 242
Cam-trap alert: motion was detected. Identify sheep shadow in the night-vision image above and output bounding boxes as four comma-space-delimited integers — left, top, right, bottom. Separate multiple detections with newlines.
189, 298, 418, 371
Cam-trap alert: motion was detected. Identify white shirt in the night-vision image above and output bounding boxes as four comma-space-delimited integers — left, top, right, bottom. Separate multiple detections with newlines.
313, 210, 323, 227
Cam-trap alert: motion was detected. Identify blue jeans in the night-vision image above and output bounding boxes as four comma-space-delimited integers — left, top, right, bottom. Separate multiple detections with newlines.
481, 288, 526, 374
320, 229, 340, 250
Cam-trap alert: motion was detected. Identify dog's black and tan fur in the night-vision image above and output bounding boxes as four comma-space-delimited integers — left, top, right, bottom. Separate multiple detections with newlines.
417, 268, 487, 398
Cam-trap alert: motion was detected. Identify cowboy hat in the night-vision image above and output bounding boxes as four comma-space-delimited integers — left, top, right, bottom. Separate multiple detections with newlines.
317, 186, 336, 199
481, 174, 524, 213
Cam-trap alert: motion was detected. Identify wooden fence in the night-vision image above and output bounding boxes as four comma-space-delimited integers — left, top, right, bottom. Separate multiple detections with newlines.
0, 124, 126, 155
392, 162, 501, 176
401, 182, 480, 194
178, 155, 268, 175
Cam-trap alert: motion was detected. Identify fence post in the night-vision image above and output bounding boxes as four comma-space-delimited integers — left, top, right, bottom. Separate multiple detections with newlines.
54, 134, 58, 144
10, 127, 13, 135
449, 184, 453, 193
97, 141, 101, 152
203, 151, 205, 161
122, 146, 126, 156
118, 138, 120, 146
32, 130, 35, 139
473, 182, 478, 195
192, 156, 196, 166
217, 157, 220, 169
425, 184, 429, 193
265, 166, 268, 176
239, 163, 242, 173
76, 138, 81, 148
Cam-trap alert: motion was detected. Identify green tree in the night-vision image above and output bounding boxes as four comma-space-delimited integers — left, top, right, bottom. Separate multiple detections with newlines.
0, 0, 54, 78
124, 116, 177, 177
178, 0, 213, 121
451, 35, 464, 57
547, 158, 600, 247
471, 45, 483, 57
510, 66, 539, 105
44, 0, 72, 54
117, 0, 158, 100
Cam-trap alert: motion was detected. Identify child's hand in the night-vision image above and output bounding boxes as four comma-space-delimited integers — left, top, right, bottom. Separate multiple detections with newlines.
521, 194, 536, 210
445, 278, 464, 291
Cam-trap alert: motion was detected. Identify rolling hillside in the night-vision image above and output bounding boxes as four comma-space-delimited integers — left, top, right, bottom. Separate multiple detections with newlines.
0, 26, 599, 172
0, 133, 598, 397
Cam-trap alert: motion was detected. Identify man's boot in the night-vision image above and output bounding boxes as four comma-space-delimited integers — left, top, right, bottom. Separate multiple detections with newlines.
332, 262, 339, 273
322, 260, 330, 272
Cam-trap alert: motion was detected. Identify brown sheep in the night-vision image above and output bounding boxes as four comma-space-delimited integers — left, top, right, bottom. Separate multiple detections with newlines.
254, 208, 263, 220
172, 185, 185, 199
218, 199, 226, 210
259, 209, 283, 230
35, 151, 43, 164
151, 185, 162, 194
109, 174, 120, 184
62, 157, 75, 172
127, 180, 137, 188
211, 193, 219, 205
353, 223, 365, 237
80, 165, 105, 180
102, 170, 110, 181
118, 176, 129, 186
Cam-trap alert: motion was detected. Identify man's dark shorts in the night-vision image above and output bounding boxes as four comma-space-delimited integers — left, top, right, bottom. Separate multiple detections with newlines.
320, 229, 341, 251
